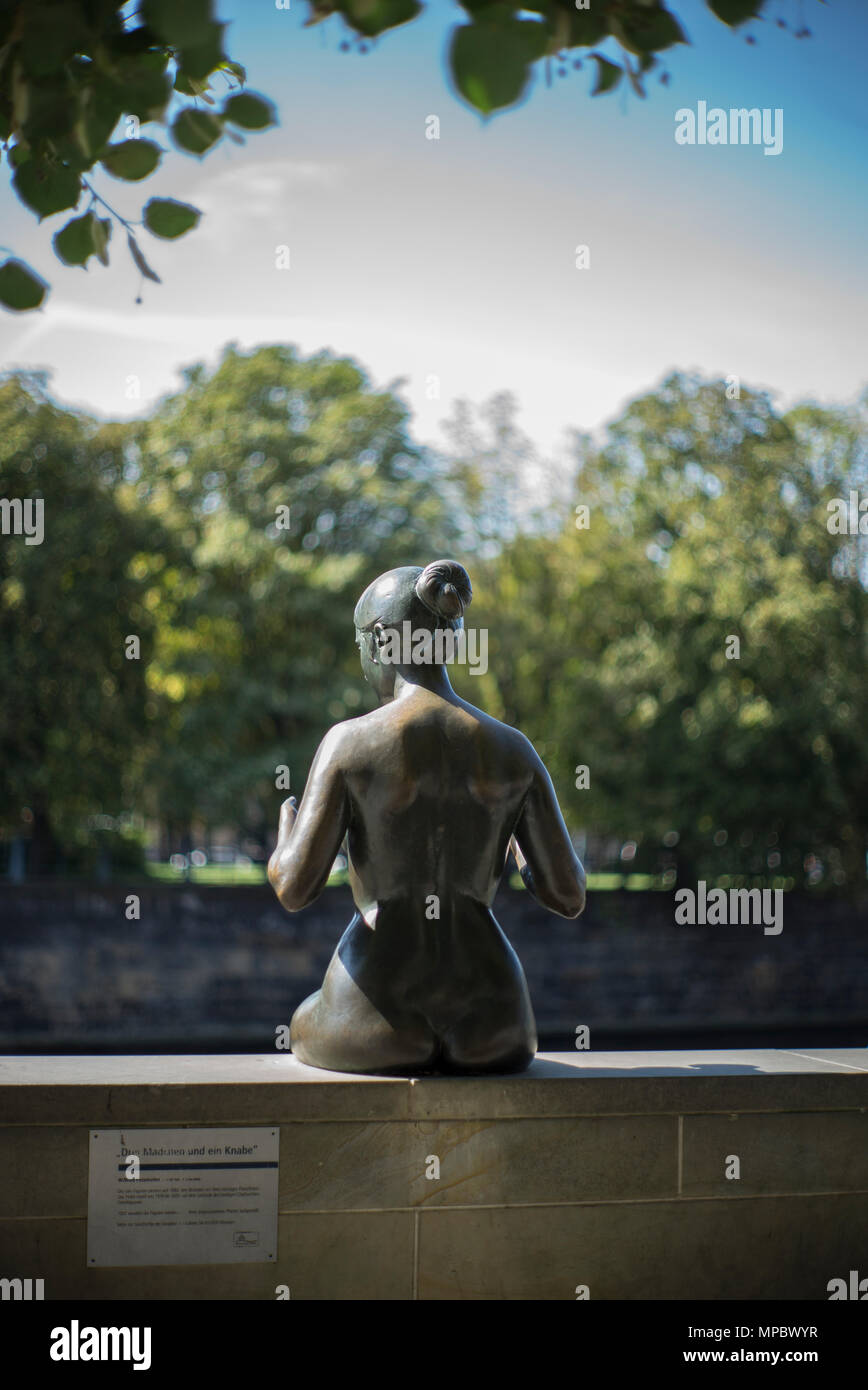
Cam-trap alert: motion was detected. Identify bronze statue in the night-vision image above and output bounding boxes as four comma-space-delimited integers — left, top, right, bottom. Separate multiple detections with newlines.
268, 559, 585, 1074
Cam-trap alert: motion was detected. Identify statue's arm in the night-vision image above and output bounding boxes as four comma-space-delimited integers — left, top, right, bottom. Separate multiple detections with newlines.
267, 727, 349, 912
512, 751, 585, 919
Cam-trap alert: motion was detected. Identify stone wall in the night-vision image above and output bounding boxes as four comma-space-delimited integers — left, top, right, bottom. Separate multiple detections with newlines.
1, 1050, 866, 1300
1, 883, 866, 1049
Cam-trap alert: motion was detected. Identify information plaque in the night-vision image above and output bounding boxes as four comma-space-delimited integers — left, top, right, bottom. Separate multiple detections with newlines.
86, 1127, 280, 1267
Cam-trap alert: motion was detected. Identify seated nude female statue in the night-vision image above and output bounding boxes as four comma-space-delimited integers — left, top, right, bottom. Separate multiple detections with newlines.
268, 559, 585, 1075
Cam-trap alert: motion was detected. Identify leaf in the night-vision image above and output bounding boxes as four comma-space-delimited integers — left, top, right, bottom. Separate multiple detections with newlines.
74, 85, 122, 161
0, 258, 49, 311
53, 211, 112, 268
143, 197, 201, 239
589, 54, 622, 95
450, 16, 548, 115
338, 0, 422, 39
171, 108, 223, 155
127, 232, 162, 282
221, 92, 276, 130
101, 139, 163, 181
173, 71, 210, 96
708, 0, 764, 24
611, 8, 688, 55
105, 61, 171, 123
92, 217, 112, 267
11, 57, 29, 130
178, 22, 228, 82
13, 160, 81, 219
566, 10, 608, 47
50, 134, 95, 174
142, 0, 216, 47
220, 60, 247, 84
108, 25, 164, 58
19, 4, 90, 78
19, 84, 77, 141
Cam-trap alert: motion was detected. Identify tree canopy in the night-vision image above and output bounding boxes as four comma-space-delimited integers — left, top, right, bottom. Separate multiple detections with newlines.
463, 374, 868, 892
2, 354, 865, 893
0, 371, 172, 869
0, 345, 459, 868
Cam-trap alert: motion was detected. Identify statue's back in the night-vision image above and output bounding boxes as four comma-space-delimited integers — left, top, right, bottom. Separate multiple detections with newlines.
342, 687, 534, 917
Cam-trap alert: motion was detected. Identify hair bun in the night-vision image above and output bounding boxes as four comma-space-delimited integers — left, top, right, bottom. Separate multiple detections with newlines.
415, 559, 472, 621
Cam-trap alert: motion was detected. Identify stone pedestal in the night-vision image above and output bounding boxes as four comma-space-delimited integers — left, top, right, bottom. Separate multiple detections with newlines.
1, 1050, 866, 1299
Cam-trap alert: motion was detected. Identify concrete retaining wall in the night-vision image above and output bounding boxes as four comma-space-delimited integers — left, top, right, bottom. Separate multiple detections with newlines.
1, 1050, 866, 1300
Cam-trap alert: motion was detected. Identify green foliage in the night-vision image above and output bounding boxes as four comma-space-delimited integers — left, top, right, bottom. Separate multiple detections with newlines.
709, 1, 763, 23
451, 8, 549, 116
171, 108, 223, 155
475, 374, 868, 891
143, 197, 201, 238
611, 7, 687, 54
0, 373, 174, 867
127, 232, 161, 283
52, 210, 111, 267
13, 157, 81, 218
308, 0, 423, 40
589, 55, 622, 96
221, 92, 277, 130
0, 258, 48, 310
2, 359, 864, 892
113, 343, 458, 841
308, 0, 818, 114
101, 138, 163, 181
0, 0, 276, 311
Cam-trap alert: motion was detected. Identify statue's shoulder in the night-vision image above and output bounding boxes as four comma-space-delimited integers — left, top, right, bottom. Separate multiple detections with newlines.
457, 700, 541, 765
317, 709, 387, 764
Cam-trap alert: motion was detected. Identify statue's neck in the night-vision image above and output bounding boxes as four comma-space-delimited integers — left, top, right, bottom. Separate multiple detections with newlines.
384, 668, 456, 703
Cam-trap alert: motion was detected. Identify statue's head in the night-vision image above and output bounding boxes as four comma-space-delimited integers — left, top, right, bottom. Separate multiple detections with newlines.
354, 559, 472, 699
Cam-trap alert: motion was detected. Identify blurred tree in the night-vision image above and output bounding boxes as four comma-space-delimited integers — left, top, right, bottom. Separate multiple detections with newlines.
439, 390, 568, 558
476, 373, 868, 892
122, 343, 458, 850
0, 371, 173, 870
3, 356, 865, 893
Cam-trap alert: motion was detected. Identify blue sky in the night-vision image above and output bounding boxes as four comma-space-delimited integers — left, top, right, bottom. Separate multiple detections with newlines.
1, 0, 866, 459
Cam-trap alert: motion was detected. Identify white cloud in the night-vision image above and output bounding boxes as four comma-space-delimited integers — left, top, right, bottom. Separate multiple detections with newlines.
189, 158, 342, 241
